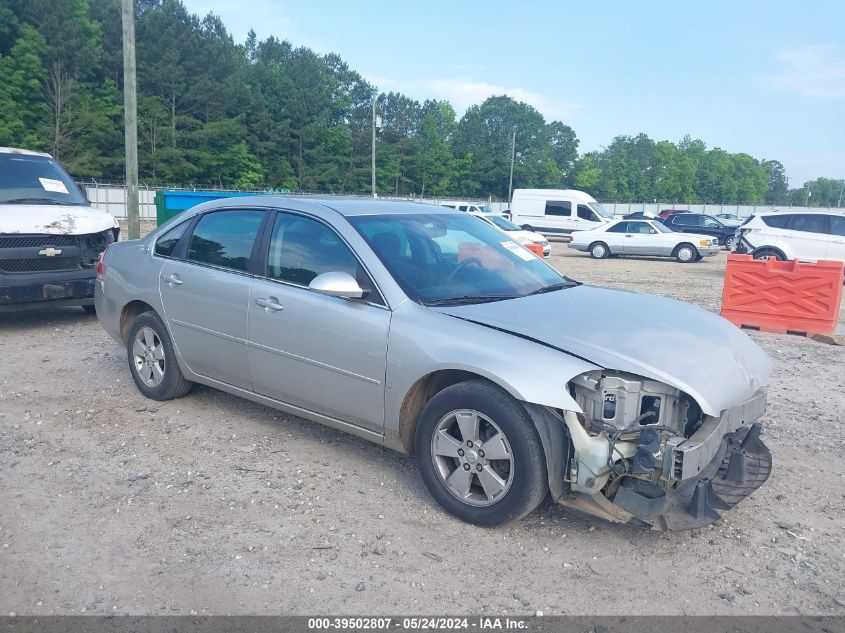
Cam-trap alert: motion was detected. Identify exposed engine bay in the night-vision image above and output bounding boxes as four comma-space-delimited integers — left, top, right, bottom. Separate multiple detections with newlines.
558, 370, 771, 530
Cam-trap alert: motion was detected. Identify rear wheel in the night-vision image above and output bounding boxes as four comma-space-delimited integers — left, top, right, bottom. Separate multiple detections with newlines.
415, 380, 548, 526
126, 311, 193, 400
723, 235, 736, 251
674, 243, 696, 263
589, 241, 610, 259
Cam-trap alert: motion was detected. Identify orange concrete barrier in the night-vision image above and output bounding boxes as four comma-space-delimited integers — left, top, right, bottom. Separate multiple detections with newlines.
720, 254, 844, 336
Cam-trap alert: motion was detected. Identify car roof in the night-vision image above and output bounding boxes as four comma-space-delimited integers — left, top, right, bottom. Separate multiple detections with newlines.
756, 209, 845, 217
195, 196, 453, 218
0, 146, 53, 158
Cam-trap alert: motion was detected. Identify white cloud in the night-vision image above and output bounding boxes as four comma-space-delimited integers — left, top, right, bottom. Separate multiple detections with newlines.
422, 78, 579, 121
771, 44, 845, 98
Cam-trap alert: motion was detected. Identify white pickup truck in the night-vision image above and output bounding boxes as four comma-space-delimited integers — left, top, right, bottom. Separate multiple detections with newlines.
0, 147, 119, 313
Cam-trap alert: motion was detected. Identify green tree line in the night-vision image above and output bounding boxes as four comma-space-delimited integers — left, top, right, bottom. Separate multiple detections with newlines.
0, 0, 842, 205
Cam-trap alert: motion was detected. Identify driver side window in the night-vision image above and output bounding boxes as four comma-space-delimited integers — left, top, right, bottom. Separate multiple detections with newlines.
577, 205, 597, 221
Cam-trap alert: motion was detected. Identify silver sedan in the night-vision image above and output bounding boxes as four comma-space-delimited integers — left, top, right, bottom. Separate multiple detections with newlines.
95, 198, 772, 530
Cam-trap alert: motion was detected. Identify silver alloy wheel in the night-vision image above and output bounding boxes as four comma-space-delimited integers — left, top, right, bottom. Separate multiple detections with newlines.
132, 326, 166, 387
678, 246, 694, 262
591, 243, 606, 258
430, 409, 514, 507
724, 236, 736, 250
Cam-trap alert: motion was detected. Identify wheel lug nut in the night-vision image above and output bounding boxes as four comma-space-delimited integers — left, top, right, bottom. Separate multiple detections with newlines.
476, 464, 482, 472
466, 440, 473, 447
463, 463, 470, 471
457, 449, 464, 456
478, 450, 484, 458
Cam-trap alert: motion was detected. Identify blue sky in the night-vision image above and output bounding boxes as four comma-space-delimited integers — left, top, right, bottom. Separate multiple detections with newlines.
181, 0, 845, 186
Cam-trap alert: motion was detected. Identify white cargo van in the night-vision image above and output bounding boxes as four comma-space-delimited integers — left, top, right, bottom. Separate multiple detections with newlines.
509, 189, 613, 235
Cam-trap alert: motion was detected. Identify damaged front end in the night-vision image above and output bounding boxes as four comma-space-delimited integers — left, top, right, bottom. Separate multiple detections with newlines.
552, 371, 771, 531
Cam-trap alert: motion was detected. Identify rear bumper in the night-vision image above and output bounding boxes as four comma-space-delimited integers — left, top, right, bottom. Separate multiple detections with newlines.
0, 269, 95, 312
567, 243, 589, 252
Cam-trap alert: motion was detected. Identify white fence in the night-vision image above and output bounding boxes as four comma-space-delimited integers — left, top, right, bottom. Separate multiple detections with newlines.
82, 183, 835, 221
84, 184, 158, 220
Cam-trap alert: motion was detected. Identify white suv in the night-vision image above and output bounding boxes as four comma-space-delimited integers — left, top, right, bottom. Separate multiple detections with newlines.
734, 210, 845, 262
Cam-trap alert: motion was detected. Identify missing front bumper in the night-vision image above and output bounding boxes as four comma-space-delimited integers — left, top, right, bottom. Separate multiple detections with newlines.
612, 423, 772, 530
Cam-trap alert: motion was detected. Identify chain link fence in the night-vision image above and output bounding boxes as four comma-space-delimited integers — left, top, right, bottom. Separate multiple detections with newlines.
79, 181, 837, 221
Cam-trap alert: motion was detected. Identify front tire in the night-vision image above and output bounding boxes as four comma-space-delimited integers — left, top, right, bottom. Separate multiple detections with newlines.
674, 243, 696, 263
752, 248, 785, 261
126, 311, 193, 400
723, 236, 736, 251
415, 380, 548, 526
589, 241, 610, 259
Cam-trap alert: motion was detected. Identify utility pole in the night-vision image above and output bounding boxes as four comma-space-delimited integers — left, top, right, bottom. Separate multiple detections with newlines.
371, 94, 377, 198
507, 129, 516, 204
121, 0, 139, 239
838, 181, 844, 207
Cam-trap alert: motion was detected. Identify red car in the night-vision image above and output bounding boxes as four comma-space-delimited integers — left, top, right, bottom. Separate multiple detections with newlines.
657, 209, 690, 219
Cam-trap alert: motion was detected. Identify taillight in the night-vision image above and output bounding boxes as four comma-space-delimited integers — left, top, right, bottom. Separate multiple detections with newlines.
96, 247, 108, 281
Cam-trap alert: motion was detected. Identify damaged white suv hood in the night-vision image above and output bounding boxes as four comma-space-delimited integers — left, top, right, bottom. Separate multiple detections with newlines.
433, 284, 772, 416
0, 203, 119, 235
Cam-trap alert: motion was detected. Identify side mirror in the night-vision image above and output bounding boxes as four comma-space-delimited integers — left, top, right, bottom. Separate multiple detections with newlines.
308, 271, 365, 299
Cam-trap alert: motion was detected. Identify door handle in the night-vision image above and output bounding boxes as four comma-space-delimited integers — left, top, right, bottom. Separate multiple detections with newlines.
161, 273, 183, 286
256, 296, 284, 312
625, 235, 632, 238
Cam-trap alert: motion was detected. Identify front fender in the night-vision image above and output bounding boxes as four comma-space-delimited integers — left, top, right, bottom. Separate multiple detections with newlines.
384, 303, 600, 450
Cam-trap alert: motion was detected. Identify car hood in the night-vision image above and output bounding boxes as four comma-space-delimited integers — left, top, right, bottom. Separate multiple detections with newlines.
672, 232, 718, 241
509, 229, 547, 244
432, 285, 771, 416
0, 204, 118, 235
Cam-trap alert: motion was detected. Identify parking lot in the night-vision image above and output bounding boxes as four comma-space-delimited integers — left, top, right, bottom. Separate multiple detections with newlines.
1, 242, 843, 616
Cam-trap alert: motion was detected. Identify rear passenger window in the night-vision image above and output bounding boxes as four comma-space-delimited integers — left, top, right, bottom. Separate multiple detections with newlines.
186, 210, 264, 272
154, 221, 189, 257
674, 215, 698, 226
606, 222, 628, 233
761, 214, 791, 229
831, 216, 845, 237
545, 201, 571, 216
788, 214, 829, 234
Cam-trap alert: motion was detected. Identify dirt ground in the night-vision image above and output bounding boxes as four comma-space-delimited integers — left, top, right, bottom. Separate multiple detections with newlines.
1, 238, 843, 616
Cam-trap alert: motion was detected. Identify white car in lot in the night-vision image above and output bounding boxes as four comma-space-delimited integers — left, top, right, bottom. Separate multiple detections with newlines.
734, 210, 845, 262
568, 218, 721, 262
470, 212, 551, 258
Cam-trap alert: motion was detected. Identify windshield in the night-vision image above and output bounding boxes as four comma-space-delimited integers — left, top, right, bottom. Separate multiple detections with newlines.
350, 213, 568, 304
477, 205, 494, 213
589, 201, 613, 218
485, 215, 521, 231
0, 154, 88, 205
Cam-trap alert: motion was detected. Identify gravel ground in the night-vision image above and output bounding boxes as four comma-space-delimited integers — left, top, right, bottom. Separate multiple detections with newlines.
1, 239, 844, 616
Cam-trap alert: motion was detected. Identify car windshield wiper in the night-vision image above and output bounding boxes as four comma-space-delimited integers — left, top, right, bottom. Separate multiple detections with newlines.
526, 281, 579, 296
3, 197, 64, 205
423, 295, 521, 306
